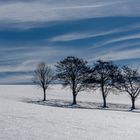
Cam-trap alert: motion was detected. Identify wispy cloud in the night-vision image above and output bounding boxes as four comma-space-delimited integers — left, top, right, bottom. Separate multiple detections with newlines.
0, 1, 140, 83
99, 48, 140, 61
50, 31, 115, 42
0, 74, 32, 84
50, 23, 140, 42
0, 0, 139, 25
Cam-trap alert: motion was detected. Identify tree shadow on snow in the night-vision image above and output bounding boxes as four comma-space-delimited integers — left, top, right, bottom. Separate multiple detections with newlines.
24, 98, 140, 114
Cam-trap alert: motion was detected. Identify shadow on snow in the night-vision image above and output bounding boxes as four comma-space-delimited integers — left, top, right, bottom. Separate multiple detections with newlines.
23, 98, 140, 114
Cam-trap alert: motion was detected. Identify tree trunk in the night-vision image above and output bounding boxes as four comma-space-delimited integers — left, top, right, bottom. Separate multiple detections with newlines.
103, 94, 106, 108
43, 88, 46, 101
131, 97, 135, 110
101, 84, 107, 108
72, 92, 77, 105
72, 80, 77, 105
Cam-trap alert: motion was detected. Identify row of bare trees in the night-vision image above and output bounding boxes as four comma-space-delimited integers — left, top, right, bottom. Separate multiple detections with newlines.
33, 56, 140, 110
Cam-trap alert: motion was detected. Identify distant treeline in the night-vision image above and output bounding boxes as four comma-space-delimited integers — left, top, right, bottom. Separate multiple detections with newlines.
33, 56, 140, 110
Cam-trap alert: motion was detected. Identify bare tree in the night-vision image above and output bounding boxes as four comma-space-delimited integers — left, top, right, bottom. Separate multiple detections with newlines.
90, 60, 119, 108
55, 56, 90, 105
115, 66, 140, 110
33, 62, 54, 101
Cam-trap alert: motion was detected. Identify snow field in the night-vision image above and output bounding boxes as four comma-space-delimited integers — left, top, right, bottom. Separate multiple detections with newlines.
0, 85, 140, 140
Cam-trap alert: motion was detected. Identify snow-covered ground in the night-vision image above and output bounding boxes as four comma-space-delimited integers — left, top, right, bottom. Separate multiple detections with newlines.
1, 85, 140, 140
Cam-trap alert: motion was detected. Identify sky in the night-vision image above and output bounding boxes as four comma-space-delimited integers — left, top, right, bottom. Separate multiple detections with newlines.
0, 0, 140, 84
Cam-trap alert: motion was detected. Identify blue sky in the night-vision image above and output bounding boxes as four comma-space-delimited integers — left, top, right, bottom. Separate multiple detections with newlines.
0, 0, 140, 84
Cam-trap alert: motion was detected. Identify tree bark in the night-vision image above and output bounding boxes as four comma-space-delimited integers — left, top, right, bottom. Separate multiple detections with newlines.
72, 92, 77, 105
131, 97, 135, 110
72, 79, 77, 105
101, 84, 107, 108
103, 94, 106, 108
43, 88, 46, 101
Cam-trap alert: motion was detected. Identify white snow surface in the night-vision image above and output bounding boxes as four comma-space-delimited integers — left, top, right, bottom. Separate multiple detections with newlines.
0, 85, 140, 140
